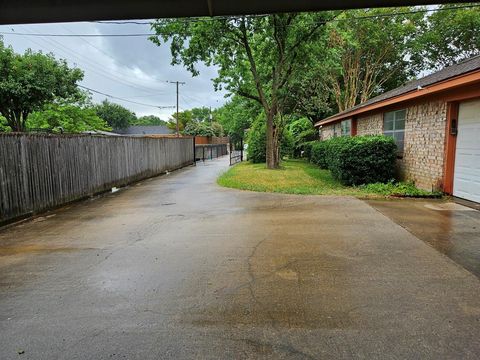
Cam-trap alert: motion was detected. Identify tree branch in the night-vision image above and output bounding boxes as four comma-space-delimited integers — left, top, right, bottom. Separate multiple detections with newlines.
236, 89, 262, 104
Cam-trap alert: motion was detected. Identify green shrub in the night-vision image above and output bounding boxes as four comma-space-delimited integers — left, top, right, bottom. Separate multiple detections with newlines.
281, 128, 295, 159
309, 135, 397, 186
246, 114, 267, 163
302, 141, 316, 159
288, 117, 318, 157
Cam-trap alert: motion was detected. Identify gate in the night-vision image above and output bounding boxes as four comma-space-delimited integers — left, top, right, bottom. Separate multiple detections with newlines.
229, 139, 244, 166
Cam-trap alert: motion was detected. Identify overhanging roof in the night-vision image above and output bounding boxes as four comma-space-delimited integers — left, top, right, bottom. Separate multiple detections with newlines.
0, 0, 474, 25
315, 55, 480, 127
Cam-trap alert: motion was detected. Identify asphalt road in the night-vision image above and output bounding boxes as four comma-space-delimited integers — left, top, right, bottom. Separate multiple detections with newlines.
1, 157, 479, 359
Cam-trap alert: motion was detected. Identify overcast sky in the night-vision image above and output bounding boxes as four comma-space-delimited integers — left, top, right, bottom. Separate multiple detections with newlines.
0, 21, 227, 119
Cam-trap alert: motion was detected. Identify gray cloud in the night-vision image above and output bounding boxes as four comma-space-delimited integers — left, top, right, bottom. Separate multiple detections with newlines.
0, 21, 227, 119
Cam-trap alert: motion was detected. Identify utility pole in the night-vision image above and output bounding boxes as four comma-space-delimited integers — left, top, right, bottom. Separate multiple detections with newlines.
169, 81, 186, 136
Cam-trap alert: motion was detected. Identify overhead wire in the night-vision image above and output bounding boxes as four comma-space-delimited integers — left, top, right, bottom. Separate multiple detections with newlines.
79, 85, 175, 109
1, 4, 479, 37
10, 25, 169, 94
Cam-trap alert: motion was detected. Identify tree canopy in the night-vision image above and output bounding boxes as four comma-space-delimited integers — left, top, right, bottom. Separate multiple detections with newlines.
28, 103, 110, 133
131, 115, 167, 126
191, 107, 212, 122
167, 110, 193, 132
0, 41, 84, 132
412, 4, 480, 70
322, 7, 425, 112
94, 99, 136, 129
214, 95, 260, 142
151, 12, 335, 168
183, 121, 224, 137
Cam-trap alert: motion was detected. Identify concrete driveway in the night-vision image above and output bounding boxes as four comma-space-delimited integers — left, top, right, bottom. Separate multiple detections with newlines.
1, 157, 479, 359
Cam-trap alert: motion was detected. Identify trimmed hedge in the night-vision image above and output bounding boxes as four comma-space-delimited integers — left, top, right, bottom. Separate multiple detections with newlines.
309, 135, 397, 186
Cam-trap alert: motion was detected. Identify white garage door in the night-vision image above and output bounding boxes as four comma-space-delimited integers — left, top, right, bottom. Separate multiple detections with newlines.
453, 98, 480, 203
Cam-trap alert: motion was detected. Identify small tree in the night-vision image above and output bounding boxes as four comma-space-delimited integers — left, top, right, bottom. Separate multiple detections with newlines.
0, 42, 83, 132
94, 99, 136, 129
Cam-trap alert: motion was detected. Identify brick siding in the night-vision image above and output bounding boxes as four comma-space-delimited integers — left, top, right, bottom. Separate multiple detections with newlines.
402, 100, 447, 191
321, 100, 448, 191
356, 114, 383, 135
320, 124, 335, 140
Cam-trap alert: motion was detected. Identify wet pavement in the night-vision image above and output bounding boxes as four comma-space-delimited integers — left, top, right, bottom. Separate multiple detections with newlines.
0, 157, 479, 359
367, 199, 480, 278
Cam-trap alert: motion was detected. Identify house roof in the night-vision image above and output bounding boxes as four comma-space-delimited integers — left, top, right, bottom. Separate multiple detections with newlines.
113, 125, 173, 135
315, 55, 480, 127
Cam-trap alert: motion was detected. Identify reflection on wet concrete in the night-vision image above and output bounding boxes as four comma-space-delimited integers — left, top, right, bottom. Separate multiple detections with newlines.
1, 158, 480, 359
367, 199, 480, 278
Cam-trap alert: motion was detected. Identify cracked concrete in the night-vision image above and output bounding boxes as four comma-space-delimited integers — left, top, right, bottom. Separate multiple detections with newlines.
0, 157, 479, 359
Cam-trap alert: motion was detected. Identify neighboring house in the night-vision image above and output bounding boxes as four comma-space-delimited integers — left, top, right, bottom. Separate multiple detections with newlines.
315, 55, 480, 202
113, 125, 173, 136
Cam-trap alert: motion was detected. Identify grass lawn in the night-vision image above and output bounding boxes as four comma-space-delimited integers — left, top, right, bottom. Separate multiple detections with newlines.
217, 159, 441, 198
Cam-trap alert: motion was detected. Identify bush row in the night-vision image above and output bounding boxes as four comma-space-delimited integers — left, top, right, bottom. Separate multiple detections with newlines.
308, 135, 397, 186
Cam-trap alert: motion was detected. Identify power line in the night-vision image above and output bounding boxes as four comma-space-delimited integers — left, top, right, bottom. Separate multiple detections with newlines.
0, 31, 153, 37
14, 25, 169, 94
79, 85, 175, 109
1, 4, 479, 37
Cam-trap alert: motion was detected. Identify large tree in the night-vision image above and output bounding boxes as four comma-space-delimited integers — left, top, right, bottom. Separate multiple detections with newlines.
412, 4, 480, 70
151, 13, 335, 168
94, 99, 136, 129
323, 7, 424, 112
0, 42, 83, 132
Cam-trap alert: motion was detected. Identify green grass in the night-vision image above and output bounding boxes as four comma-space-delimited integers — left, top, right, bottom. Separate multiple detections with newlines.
217, 159, 442, 198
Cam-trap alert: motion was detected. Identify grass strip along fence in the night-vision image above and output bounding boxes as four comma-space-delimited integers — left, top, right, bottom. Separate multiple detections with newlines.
0, 133, 194, 224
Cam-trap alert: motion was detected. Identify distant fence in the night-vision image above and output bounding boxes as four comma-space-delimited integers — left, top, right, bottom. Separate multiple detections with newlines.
194, 136, 230, 145
0, 134, 194, 224
195, 144, 228, 161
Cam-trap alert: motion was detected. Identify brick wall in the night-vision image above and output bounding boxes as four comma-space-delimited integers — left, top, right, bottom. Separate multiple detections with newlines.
356, 113, 383, 135
354, 101, 447, 190
402, 100, 447, 191
320, 124, 335, 140
318, 100, 448, 191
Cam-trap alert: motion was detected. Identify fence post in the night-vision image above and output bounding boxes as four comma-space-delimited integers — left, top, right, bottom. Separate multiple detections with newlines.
240, 139, 244, 162
193, 136, 196, 165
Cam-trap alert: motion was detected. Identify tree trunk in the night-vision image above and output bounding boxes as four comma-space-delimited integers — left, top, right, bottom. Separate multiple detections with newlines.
266, 110, 280, 169
6, 112, 26, 132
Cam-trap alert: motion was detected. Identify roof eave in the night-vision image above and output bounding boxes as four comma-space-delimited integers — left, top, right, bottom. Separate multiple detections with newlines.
314, 69, 480, 128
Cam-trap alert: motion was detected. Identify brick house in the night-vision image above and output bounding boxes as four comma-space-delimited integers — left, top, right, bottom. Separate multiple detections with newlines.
314, 56, 480, 203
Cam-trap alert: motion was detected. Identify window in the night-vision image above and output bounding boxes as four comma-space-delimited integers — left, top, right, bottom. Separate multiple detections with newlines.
333, 119, 352, 137
333, 123, 341, 137
384, 109, 405, 154
341, 119, 351, 136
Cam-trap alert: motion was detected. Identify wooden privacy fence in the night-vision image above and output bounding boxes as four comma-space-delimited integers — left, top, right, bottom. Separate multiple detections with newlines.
0, 133, 194, 223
